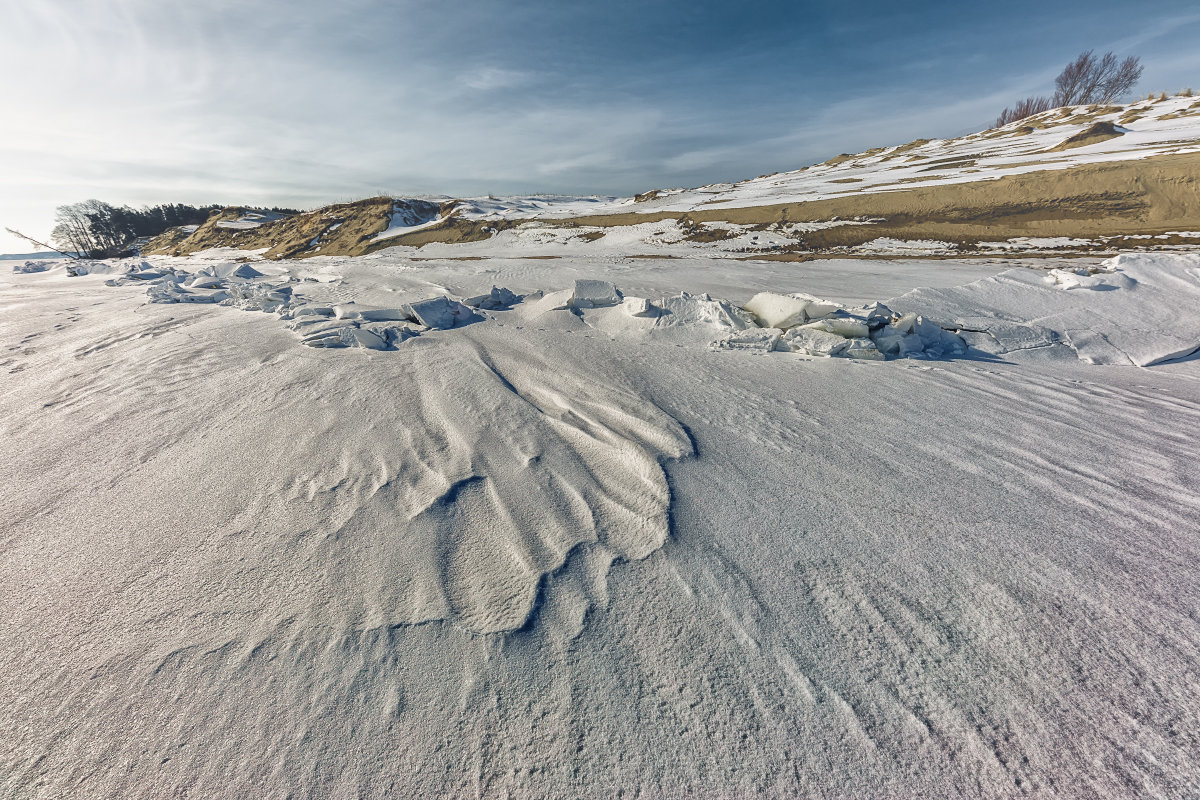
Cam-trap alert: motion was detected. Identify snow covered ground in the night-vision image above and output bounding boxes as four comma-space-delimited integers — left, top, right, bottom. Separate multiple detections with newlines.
3, 244, 1200, 797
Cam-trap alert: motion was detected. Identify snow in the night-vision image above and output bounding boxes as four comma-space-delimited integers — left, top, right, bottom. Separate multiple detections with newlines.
3, 224, 1200, 795
370, 199, 445, 241
215, 210, 287, 230
891, 251, 1200, 365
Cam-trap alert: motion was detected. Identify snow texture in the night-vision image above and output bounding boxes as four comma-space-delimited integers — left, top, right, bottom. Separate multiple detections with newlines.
4, 242, 1200, 798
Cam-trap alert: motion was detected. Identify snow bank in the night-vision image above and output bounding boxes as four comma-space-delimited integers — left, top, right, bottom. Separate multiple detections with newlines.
891, 252, 1200, 366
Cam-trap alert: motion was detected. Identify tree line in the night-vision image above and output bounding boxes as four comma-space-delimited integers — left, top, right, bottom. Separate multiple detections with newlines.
42, 200, 300, 259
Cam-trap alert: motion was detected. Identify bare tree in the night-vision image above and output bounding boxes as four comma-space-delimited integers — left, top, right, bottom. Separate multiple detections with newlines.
4, 227, 80, 259
993, 50, 1143, 128
51, 200, 134, 259
1053, 50, 1143, 106
995, 96, 1055, 128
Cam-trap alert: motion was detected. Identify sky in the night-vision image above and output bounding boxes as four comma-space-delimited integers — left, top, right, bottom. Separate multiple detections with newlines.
2, 0, 1199, 253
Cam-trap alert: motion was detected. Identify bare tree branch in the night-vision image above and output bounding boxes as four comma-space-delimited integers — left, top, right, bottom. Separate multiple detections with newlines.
1053, 50, 1142, 106
4, 227, 80, 260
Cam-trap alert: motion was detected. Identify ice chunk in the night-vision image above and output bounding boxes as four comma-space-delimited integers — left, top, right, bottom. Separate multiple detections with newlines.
842, 339, 885, 360
622, 297, 658, 317
712, 327, 784, 352
299, 325, 358, 348
361, 322, 419, 346
299, 324, 392, 349
465, 286, 520, 310
858, 302, 896, 329
12, 260, 53, 274
571, 279, 623, 308
403, 295, 475, 329
184, 275, 224, 290
892, 312, 918, 335
801, 315, 870, 339
522, 289, 574, 316
870, 326, 906, 357
742, 292, 810, 329
288, 305, 335, 319
350, 329, 388, 350
128, 269, 165, 281
210, 262, 264, 279
789, 292, 844, 320
359, 308, 413, 322
656, 292, 755, 330
780, 327, 852, 357
220, 282, 293, 313
912, 316, 949, 348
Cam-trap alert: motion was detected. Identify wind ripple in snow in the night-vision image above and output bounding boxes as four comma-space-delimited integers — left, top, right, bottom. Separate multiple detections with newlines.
1, 305, 692, 637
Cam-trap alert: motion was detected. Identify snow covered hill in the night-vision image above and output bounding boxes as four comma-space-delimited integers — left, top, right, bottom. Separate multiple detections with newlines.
146, 94, 1200, 262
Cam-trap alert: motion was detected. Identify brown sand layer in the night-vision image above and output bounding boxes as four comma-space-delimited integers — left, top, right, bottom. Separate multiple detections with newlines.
557, 151, 1200, 250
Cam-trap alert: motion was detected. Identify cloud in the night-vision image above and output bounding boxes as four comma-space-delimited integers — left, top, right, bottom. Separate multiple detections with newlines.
5, 0, 1200, 253
460, 67, 531, 91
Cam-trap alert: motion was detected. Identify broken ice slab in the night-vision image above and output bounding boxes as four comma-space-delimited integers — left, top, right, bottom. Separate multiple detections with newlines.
788, 292, 844, 320
402, 295, 476, 329
711, 327, 784, 352
656, 292, 756, 330
570, 279, 623, 308
779, 327, 853, 357
358, 308, 414, 322
622, 297, 659, 317
464, 286, 521, 310
742, 292, 810, 329
800, 316, 870, 339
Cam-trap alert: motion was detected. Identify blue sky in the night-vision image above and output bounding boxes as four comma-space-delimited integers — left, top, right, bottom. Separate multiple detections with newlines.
2, 0, 1199, 252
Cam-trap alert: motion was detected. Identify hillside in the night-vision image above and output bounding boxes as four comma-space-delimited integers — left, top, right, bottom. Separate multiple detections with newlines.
145, 94, 1200, 260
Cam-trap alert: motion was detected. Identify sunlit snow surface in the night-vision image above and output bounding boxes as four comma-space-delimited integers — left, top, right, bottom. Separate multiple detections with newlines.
3, 245, 1200, 797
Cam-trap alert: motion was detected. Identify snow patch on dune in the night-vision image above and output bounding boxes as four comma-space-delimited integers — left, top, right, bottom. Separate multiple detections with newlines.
371, 199, 445, 241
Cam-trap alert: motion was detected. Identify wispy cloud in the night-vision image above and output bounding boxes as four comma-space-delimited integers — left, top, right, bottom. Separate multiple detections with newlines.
460, 67, 531, 91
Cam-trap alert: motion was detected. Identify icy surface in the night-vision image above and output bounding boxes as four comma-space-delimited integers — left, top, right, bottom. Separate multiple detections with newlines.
3, 246, 1200, 798
891, 252, 1200, 365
